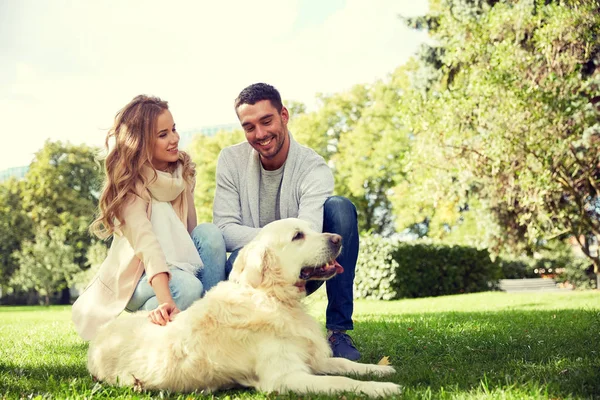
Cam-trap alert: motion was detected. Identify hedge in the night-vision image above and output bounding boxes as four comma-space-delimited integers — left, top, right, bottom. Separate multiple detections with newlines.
354, 235, 501, 300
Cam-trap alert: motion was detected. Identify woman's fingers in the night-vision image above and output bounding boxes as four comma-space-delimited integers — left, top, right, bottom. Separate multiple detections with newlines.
148, 302, 177, 325
170, 306, 181, 321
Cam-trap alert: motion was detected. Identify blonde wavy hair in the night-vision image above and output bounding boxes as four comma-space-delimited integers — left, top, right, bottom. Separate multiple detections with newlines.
90, 95, 195, 239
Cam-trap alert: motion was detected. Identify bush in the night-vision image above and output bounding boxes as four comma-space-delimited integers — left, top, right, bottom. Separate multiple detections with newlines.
354, 235, 501, 300
354, 235, 400, 300
496, 256, 538, 279
554, 260, 596, 290
496, 240, 598, 289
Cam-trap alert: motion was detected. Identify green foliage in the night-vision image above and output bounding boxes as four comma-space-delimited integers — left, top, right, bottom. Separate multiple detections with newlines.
22, 141, 103, 268
187, 129, 245, 223
0, 178, 33, 289
290, 76, 414, 235
0, 141, 103, 301
393, 243, 501, 298
399, 0, 600, 274
10, 227, 81, 305
496, 256, 537, 279
534, 239, 597, 289
355, 235, 501, 300
333, 77, 412, 235
72, 240, 109, 292
354, 235, 400, 300
555, 261, 597, 290
290, 85, 370, 161
24, 141, 102, 223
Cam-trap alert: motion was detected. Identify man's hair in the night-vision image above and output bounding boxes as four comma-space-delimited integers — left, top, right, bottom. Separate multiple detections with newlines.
234, 83, 283, 114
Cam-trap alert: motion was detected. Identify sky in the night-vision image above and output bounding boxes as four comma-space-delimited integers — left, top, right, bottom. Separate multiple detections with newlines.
0, 0, 429, 171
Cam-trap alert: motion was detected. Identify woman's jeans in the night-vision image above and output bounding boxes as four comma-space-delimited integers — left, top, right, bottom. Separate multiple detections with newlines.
125, 268, 204, 312
126, 223, 227, 312
226, 196, 359, 331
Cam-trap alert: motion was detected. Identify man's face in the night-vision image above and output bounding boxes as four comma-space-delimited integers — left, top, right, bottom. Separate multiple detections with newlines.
237, 100, 289, 169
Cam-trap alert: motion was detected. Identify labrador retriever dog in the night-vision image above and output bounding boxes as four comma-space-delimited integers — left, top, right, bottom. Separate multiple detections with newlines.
87, 218, 401, 397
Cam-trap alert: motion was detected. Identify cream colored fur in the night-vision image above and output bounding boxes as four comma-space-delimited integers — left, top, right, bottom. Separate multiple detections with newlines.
87, 218, 401, 397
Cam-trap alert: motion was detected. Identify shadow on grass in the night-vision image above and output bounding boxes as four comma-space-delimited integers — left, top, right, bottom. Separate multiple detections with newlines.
1, 309, 598, 399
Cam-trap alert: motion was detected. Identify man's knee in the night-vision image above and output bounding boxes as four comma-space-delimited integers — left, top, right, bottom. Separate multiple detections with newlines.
324, 196, 357, 216
225, 249, 241, 279
323, 196, 358, 233
191, 223, 225, 251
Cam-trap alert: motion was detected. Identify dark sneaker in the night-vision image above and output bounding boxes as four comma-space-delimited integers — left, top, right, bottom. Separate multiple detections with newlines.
329, 331, 361, 361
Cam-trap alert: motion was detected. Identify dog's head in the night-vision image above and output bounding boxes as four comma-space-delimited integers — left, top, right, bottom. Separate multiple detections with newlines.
229, 218, 343, 292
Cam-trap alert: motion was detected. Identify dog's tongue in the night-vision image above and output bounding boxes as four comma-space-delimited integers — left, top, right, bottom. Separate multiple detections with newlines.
332, 259, 344, 274
299, 260, 344, 280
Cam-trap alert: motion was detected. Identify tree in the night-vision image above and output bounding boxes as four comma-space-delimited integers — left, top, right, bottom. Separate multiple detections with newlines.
401, 0, 600, 283
21, 141, 103, 268
188, 129, 245, 222
289, 85, 371, 162
10, 227, 80, 305
72, 240, 109, 293
333, 72, 412, 235
0, 178, 33, 291
289, 82, 413, 235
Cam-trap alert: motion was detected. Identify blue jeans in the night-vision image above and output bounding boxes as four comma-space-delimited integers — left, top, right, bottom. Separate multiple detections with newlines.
126, 223, 227, 312
190, 223, 228, 292
125, 268, 204, 312
226, 196, 359, 331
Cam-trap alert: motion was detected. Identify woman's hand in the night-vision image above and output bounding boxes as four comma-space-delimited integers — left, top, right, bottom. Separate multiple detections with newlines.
148, 302, 180, 326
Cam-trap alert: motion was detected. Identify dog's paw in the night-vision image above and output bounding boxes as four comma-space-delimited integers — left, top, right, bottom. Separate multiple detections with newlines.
370, 364, 396, 377
359, 381, 402, 398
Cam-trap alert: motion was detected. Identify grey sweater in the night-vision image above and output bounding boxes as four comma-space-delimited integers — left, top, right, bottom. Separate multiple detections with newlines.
213, 133, 334, 252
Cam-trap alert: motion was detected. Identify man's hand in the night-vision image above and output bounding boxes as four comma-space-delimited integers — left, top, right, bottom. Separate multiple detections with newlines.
148, 302, 180, 326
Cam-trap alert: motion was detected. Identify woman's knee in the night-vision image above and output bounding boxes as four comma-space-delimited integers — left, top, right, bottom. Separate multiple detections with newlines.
171, 275, 204, 310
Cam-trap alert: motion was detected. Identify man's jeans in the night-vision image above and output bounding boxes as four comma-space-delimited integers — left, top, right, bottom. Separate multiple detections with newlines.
190, 223, 227, 292
226, 196, 359, 331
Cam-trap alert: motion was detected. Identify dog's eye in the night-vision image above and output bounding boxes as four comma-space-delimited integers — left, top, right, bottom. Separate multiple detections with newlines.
292, 231, 304, 241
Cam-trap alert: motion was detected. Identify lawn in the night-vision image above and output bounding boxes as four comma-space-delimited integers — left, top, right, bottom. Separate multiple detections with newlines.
1, 290, 599, 399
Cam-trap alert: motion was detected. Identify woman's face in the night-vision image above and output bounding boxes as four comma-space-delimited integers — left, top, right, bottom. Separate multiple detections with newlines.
151, 109, 180, 171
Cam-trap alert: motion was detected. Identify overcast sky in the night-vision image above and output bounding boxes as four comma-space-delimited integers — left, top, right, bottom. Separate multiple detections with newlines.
1, 0, 429, 171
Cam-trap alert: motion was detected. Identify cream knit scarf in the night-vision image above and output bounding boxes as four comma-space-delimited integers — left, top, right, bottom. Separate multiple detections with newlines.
142, 164, 188, 225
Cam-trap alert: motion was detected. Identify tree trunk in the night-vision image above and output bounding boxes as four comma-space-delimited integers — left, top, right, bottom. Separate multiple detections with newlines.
59, 287, 70, 304
593, 257, 600, 290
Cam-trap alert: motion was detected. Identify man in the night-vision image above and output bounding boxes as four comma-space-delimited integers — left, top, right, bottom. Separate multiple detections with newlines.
209, 82, 360, 361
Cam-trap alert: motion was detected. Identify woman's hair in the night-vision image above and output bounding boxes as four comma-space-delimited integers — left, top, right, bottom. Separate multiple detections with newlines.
90, 95, 195, 239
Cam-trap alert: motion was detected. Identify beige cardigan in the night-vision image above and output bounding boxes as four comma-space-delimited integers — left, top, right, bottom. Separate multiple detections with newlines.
72, 186, 195, 341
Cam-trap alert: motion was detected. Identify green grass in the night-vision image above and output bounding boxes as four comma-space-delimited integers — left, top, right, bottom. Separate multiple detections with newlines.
1, 290, 599, 399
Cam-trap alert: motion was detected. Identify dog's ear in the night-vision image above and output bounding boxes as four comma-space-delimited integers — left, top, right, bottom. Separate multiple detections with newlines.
230, 241, 277, 288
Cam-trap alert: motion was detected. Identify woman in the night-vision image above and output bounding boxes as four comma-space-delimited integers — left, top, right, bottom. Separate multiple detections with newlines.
72, 95, 226, 341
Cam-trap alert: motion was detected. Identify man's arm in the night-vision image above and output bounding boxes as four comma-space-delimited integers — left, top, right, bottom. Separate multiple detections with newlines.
213, 151, 260, 251
297, 163, 335, 233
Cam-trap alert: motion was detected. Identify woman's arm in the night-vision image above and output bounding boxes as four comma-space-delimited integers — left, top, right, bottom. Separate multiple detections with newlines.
120, 194, 178, 325
148, 272, 179, 325
120, 194, 170, 283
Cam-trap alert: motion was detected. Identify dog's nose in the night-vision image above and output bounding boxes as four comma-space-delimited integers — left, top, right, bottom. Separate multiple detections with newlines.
329, 234, 342, 245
